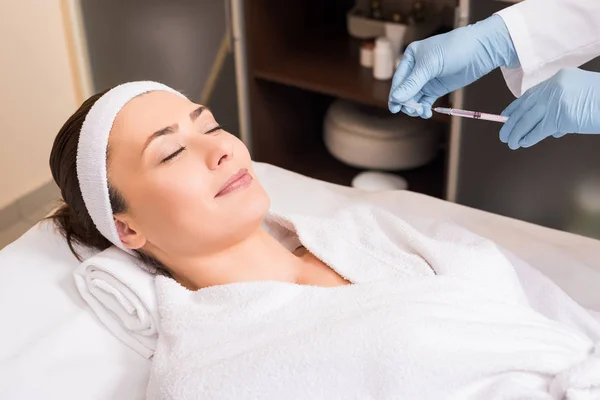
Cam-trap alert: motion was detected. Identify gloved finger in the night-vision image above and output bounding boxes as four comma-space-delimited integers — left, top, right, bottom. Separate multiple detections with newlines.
390, 101, 420, 117
418, 94, 437, 119
395, 91, 425, 117
391, 67, 433, 104
552, 131, 568, 138
402, 104, 422, 117
499, 96, 530, 143
392, 101, 422, 117
508, 102, 545, 150
519, 117, 555, 149
521, 130, 560, 148
389, 101, 402, 114
501, 82, 540, 117
390, 59, 434, 104
391, 49, 415, 92
402, 92, 426, 116
500, 95, 524, 118
390, 92, 422, 115
389, 50, 416, 111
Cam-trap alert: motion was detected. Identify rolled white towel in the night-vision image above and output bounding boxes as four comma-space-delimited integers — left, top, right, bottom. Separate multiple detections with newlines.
73, 246, 158, 358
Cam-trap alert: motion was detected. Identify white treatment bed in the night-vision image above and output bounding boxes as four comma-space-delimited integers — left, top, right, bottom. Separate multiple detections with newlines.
1, 162, 600, 400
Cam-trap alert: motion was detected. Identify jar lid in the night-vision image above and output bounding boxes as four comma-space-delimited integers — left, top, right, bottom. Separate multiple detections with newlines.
392, 12, 404, 23
362, 40, 375, 50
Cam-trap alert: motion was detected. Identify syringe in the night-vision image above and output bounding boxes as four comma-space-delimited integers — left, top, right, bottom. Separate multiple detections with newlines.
433, 107, 508, 123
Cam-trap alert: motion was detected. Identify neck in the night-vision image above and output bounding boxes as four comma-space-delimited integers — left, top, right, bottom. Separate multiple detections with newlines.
167, 227, 303, 290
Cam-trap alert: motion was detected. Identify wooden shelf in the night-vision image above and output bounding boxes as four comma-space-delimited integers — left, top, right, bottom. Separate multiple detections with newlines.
282, 144, 446, 199
252, 37, 450, 124
244, 0, 449, 199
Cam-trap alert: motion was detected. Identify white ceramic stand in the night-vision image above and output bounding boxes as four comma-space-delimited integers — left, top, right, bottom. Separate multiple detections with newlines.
351, 171, 408, 192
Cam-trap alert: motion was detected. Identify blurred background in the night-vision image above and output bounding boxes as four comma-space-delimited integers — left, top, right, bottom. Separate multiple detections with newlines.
0, 0, 238, 247
1, 0, 600, 249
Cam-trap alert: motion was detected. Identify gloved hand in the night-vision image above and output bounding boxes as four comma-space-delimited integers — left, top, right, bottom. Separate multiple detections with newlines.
389, 14, 518, 118
500, 68, 600, 150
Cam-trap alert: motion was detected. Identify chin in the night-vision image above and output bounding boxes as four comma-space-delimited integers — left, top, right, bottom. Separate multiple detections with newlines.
248, 183, 271, 220
220, 190, 270, 246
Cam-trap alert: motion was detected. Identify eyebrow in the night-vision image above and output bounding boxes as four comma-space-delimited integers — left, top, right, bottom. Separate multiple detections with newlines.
142, 106, 206, 153
190, 106, 206, 121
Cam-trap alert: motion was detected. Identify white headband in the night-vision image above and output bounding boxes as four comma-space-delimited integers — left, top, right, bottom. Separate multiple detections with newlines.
76, 81, 187, 255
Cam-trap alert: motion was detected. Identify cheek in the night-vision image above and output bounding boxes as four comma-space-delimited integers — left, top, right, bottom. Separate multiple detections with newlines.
128, 166, 215, 230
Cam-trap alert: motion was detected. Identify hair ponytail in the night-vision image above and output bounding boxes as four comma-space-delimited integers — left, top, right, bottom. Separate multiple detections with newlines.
48, 91, 111, 260
49, 201, 111, 261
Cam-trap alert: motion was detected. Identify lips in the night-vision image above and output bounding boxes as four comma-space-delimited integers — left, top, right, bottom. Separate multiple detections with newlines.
215, 168, 253, 197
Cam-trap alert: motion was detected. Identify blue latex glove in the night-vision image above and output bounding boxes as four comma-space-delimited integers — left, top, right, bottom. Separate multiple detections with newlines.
389, 15, 518, 118
500, 68, 600, 150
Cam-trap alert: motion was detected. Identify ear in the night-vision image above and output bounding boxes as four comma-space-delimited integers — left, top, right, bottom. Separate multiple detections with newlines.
114, 215, 147, 250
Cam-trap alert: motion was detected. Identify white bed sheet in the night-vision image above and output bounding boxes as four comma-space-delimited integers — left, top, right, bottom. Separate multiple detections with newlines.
1, 162, 599, 400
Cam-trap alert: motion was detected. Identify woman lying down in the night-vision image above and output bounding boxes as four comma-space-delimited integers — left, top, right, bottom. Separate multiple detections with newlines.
49, 82, 600, 399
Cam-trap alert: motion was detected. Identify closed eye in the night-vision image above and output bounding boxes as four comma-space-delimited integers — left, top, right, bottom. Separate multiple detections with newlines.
161, 146, 186, 164
205, 125, 224, 134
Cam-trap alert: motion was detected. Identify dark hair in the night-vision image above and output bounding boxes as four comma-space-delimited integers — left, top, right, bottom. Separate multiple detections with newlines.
48, 90, 166, 273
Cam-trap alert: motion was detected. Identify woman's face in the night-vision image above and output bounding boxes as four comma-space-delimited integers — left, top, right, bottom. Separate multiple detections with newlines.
107, 90, 269, 259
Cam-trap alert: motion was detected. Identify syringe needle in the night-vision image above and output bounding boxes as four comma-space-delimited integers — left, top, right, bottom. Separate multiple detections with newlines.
433, 107, 508, 123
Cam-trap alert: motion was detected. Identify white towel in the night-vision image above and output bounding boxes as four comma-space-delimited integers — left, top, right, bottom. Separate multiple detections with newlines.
73, 246, 158, 358
147, 204, 600, 399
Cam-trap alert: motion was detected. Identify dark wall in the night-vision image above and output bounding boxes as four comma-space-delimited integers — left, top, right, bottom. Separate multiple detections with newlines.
456, 1, 600, 234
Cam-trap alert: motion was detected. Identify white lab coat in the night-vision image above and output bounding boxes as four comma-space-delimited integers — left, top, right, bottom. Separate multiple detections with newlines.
496, 0, 600, 97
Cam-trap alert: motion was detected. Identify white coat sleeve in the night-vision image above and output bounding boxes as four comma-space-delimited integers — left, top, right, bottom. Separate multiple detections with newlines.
496, 0, 600, 97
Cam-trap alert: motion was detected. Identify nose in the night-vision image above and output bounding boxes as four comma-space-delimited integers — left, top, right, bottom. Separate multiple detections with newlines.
205, 136, 233, 170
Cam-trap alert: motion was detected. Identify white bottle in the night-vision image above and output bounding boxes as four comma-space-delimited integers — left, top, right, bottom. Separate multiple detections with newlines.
373, 37, 394, 80
360, 41, 374, 68
385, 13, 407, 57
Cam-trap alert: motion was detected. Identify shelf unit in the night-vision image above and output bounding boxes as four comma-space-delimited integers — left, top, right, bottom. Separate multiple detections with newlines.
242, 0, 451, 199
